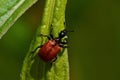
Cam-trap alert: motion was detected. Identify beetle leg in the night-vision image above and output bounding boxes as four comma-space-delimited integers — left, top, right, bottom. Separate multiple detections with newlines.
60, 41, 67, 44
61, 38, 68, 44
50, 33, 54, 39
62, 38, 68, 44
51, 56, 57, 63
59, 44, 68, 48
49, 56, 57, 66
40, 34, 51, 40
40, 25, 54, 40
60, 38, 68, 48
31, 45, 43, 53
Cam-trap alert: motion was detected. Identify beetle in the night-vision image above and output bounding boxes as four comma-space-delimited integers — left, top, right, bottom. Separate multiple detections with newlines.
32, 29, 68, 62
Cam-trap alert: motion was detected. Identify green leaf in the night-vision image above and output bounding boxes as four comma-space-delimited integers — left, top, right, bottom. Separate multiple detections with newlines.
0, 0, 37, 39
20, 0, 69, 80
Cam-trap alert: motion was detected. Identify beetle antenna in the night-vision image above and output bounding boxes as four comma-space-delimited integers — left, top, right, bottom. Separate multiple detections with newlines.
67, 30, 74, 32
63, 22, 74, 32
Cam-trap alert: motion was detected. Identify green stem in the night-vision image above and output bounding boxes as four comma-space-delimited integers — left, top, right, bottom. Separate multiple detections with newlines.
20, 0, 69, 80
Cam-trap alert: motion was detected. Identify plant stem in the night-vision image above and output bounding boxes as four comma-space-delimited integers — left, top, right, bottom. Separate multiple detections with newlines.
20, 0, 69, 80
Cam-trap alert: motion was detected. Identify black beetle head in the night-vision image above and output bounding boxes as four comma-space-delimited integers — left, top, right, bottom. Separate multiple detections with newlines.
59, 29, 67, 38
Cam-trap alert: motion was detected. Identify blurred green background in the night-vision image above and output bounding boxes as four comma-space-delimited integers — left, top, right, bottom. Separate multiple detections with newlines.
0, 0, 120, 80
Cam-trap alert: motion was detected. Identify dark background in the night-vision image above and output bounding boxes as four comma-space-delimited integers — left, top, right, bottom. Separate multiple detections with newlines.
0, 0, 120, 80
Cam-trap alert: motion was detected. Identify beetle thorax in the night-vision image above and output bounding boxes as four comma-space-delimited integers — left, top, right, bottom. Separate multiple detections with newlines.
55, 38, 61, 43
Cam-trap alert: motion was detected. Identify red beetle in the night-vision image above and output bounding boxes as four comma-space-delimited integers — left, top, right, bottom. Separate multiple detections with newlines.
39, 40, 61, 62
33, 29, 67, 62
